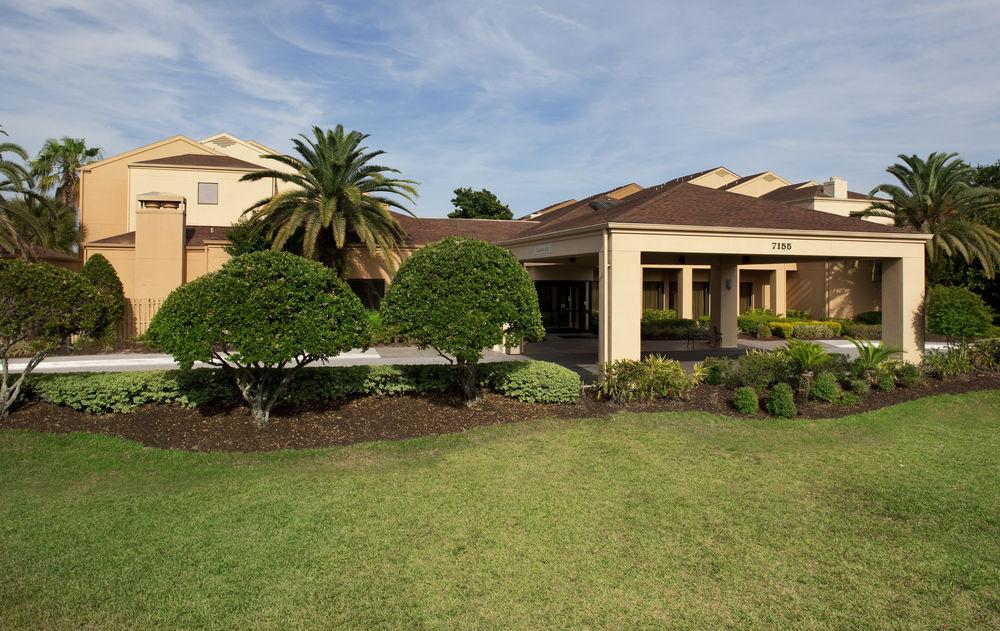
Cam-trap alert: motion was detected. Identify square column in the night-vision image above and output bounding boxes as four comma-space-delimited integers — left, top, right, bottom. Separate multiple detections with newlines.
709, 259, 740, 348
677, 266, 694, 319
881, 256, 925, 364
599, 243, 642, 363
769, 267, 787, 316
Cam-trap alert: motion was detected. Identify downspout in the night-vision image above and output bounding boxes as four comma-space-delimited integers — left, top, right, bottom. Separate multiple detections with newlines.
601, 226, 610, 361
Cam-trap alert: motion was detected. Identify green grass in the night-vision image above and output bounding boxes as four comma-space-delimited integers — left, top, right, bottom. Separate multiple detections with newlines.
2, 392, 1000, 629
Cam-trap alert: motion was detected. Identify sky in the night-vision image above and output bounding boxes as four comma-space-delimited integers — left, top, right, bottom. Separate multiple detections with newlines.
2, 0, 999, 217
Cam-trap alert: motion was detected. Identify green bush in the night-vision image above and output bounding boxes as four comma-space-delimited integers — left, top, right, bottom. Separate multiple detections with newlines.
969, 338, 1000, 372
853, 311, 882, 325
764, 383, 797, 418
810, 371, 842, 402
845, 376, 870, 396
26, 361, 576, 413
479, 361, 580, 404
731, 386, 759, 415
1, 260, 103, 418
792, 324, 835, 339
702, 356, 735, 385
922, 346, 973, 378
770, 321, 795, 338
842, 323, 881, 339
642, 308, 679, 323
895, 362, 922, 388
80, 253, 126, 339
381, 237, 544, 400
728, 350, 792, 393
641, 317, 704, 340
737, 308, 774, 337
837, 391, 862, 406
926, 285, 994, 340
596, 356, 700, 403
784, 309, 811, 320
874, 370, 896, 391
145, 251, 370, 427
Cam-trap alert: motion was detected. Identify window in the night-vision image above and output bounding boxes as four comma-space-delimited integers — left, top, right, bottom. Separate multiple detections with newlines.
347, 279, 386, 310
642, 281, 664, 310
693, 282, 710, 319
739, 282, 753, 313
198, 182, 219, 205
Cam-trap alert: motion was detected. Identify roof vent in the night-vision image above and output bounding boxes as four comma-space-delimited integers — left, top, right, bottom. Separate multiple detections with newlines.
209, 136, 237, 148
589, 199, 616, 211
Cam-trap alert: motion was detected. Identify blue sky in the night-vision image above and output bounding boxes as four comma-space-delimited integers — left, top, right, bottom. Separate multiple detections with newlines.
2, 0, 998, 217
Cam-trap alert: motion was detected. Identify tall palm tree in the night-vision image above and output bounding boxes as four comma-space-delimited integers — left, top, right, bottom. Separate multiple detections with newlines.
241, 126, 418, 276
853, 152, 1000, 280
32, 137, 102, 209
1, 141, 45, 260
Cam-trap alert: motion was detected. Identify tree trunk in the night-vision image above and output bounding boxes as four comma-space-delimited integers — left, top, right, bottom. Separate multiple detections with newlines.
456, 359, 478, 403
1, 350, 46, 419
797, 371, 813, 405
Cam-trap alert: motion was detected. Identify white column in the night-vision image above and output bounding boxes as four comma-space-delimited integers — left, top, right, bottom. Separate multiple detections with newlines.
710, 259, 740, 348
881, 257, 925, 364
677, 266, 694, 319
769, 267, 787, 316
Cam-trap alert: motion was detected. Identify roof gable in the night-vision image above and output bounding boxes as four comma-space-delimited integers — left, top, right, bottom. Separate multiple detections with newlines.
81, 135, 220, 171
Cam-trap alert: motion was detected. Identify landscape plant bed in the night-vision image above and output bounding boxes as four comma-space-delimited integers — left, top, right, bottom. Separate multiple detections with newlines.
5, 372, 1000, 452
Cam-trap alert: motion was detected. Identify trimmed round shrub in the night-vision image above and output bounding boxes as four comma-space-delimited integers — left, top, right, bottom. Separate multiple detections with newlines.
926, 285, 993, 340
853, 310, 882, 325
702, 356, 734, 385
810, 371, 842, 402
381, 237, 545, 399
729, 350, 792, 393
732, 386, 759, 415
770, 321, 795, 338
481, 361, 580, 403
764, 382, 797, 418
895, 362, 922, 388
80, 253, 127, 339
145, 251, 369, 427
837, 391, 862, 406
0, 260, 102, 417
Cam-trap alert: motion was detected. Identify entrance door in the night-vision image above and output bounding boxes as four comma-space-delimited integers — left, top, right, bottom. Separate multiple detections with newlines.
536, 281, 589, 332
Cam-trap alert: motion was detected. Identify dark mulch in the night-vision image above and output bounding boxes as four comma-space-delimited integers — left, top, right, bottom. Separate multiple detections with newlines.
4, 374, 1000, 452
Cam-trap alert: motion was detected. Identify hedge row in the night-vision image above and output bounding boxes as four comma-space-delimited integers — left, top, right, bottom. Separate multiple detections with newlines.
26, 360, 581, 414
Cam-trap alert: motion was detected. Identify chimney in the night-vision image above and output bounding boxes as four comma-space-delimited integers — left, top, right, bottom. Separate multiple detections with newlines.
134, 192, 186, 303
822, 176, 847, 199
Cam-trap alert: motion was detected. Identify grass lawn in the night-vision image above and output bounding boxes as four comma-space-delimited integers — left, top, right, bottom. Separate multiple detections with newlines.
2, 392, 1000, 629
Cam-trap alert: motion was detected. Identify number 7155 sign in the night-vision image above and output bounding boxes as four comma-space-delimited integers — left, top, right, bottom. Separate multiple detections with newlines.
771, 242, 792, 250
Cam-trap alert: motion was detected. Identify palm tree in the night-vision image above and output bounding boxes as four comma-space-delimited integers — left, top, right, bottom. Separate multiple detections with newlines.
32, 137, 102, 209
1, 141, 45, 260
853, 153, 1000, 280
241, 126, 418, 276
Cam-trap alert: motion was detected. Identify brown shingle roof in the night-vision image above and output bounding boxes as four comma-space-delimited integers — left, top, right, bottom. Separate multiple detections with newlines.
132, 154, 265, 170
393, 214, 534, 245
86, 225, 231, 247
718, 172, 767, 190
516, 182, 910, 237
762, 183, 878, 203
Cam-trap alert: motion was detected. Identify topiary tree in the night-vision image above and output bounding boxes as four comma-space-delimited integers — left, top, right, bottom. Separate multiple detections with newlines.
380, 237, 545, 400
80, 253, 126, 339
1, 260, 101, 417
145, 251, 370, 428
926, 285, 994, 341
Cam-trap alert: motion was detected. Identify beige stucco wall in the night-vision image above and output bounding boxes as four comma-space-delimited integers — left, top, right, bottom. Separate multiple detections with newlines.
127, 165, 273, 230
787, 260, 882, 319
688, 168, 739, 189
725, 173, 789, 197
79, 138, 215, 242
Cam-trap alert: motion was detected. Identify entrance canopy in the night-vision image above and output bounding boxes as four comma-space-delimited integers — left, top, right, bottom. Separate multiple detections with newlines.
502, 183, 931, 363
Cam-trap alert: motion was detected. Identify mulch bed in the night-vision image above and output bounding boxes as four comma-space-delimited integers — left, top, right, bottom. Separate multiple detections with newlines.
4, 374, 1000, 452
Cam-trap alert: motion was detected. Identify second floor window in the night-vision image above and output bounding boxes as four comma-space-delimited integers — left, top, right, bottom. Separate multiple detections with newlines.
198, 182, 219, 205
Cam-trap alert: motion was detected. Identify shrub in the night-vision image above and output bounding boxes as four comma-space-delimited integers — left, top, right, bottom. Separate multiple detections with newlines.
969, 338, 1000, 372
784, 339, 829, 403
792, 324, 835, 339
926, 285, 994, 340
843, 323, 881, 339
642, 308, 679, 323
853, 310, 882, 325
770, 321, 795, 338
837, 391, 862, 406
27, 370, 233, 413
764, 383, 797, 418
642, 317, 704, 340
731, 386, 759, 415
145, 251, 369, 428
729, 349, 792, 393
1, 260, 102, 418
784, 308, 810, 320
381, 237, 544, 400
479, 361, 580, 404
810, 371, 842, 402
737, 308, 774, 337
846, 376, 870, 396
923, 346, 973, 378
895, 362, 922, 388
874, 370, 896, 391
80, 254, 126, 339
849, 338, 900, 385
596, 356, 699, 403
702, 356, 735, 385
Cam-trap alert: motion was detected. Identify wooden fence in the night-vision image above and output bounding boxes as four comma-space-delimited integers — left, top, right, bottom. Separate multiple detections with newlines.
115, 298, 164, 341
